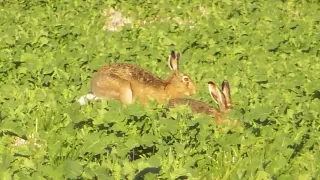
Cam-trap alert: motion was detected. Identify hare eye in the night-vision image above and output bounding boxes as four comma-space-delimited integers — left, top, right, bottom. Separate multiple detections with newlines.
182, 75, 189, 82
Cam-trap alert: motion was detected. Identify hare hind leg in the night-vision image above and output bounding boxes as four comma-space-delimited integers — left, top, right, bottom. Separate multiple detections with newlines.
119, 82, 135, 105
91, 74, 134, 105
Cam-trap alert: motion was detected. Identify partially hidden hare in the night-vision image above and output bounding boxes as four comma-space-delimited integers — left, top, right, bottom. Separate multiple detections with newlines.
168, 80, 242, 126
78, 51, 197, 105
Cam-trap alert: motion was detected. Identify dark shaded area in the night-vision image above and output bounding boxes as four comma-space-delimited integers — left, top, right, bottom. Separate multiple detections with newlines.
133, 167, 161, 180
127, 145, 158, 162
312, 90, 320, 99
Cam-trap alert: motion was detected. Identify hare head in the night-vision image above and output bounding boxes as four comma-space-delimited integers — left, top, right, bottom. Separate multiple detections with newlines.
168, 80, 241, 126
165, 51, 197, 98
207, 80, 240, 125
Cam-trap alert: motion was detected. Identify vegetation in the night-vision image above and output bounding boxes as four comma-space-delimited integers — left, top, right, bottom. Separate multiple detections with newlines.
0, 0, 319, 179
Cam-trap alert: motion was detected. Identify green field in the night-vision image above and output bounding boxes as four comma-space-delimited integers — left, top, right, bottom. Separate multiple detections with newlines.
1, 0, 320, 179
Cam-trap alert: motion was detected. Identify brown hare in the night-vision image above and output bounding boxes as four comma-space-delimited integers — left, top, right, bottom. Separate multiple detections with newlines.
168, 80, 242, 126
78, 51, 197, 105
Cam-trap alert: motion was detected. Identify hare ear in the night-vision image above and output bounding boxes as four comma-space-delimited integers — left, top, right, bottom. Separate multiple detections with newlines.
176, 52, 180, 61
168, 50, 179, 71
208, 81, 226, 110
221, 80, 233, 109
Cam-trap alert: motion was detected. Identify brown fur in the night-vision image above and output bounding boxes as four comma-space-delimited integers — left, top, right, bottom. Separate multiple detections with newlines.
168, 80, 242, 126
90, 51, 196, 105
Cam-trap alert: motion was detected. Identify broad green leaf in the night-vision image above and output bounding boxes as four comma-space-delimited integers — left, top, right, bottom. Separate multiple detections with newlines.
61, 160, 83, 179
147, 155, 161, 167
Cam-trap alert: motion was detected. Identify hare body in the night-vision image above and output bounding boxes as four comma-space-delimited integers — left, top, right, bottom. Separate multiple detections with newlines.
168, 98, 214, 115
79, 51, 196, 105
168, 80, 241, 126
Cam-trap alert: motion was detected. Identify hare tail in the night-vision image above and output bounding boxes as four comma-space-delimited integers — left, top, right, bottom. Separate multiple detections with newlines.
78, 92, 99, 105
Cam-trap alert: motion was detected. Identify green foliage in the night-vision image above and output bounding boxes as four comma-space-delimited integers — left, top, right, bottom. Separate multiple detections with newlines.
1, 0, 320, 179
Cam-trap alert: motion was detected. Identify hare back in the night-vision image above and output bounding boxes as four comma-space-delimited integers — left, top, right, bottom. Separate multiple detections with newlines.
168, 98, 217, 115
97, 63, 167, 87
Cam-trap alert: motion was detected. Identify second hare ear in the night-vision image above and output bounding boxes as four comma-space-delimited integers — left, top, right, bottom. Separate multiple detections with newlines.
168, 50, 179, 71
208, 81, 226, 110
176, 52, 180, 61
221, 80, 233, 109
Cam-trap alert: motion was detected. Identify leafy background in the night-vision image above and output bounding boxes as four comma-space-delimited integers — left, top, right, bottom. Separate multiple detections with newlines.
0, 0, 320, 179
